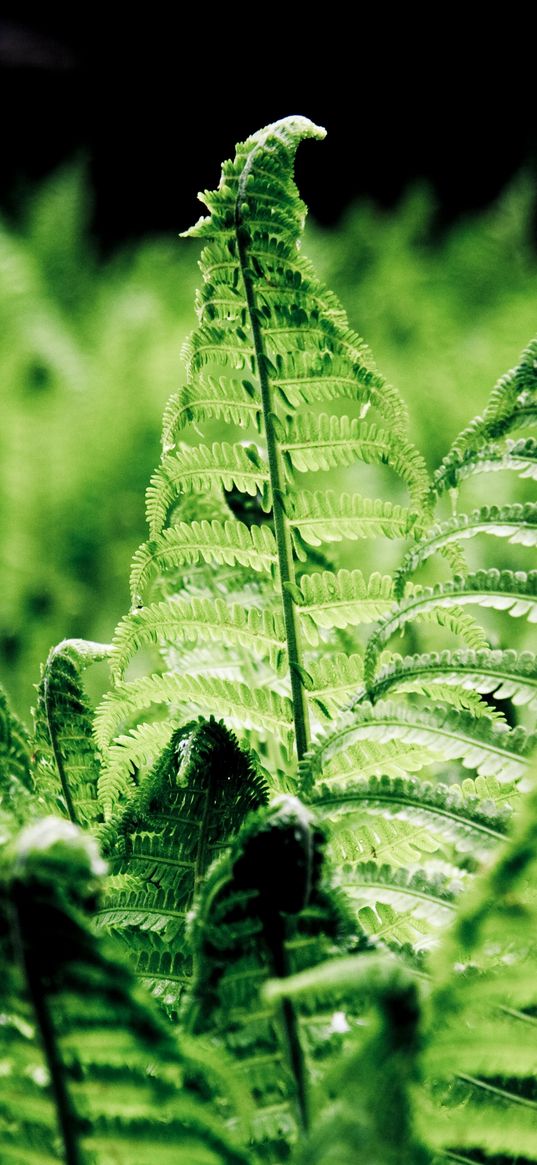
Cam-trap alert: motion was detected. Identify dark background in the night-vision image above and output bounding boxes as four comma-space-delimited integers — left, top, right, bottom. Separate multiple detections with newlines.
1, 13, 536, 249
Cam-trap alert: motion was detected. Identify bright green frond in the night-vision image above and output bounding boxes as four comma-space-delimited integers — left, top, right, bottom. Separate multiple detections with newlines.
130, 519, 278, 601
111, 596, 286, 680
291, 568, 394, 633
146, 441, 269, 538
368, 647, 537, 711
432, 335, 537, 496
96, 672, 293, 753
433, 435, 537, 495
394, 502, 537, 594
308, 774, 514, 903
338, 861, 463, 951
281, 414, 429, 507
33, 639, 111, 827
366, 570, 537, 685
305, 700, 534, 785
288, 489, 417, 550
161, 378, 262, 444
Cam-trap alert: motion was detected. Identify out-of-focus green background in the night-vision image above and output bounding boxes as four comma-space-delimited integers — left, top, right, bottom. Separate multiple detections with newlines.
1, 165, 536, 720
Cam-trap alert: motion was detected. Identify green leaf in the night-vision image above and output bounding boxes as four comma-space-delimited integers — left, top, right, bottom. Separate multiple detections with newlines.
146, 441, 270, 537
111, 596, 286, 681
130, 519, 278, 601
305, 701, 534, 785
394, 502, 537, 594
421, 754, 537, 1162
33, 639, 111, 826
0, 817, 249, 1164
365, 570, 537, 686
281, 414, 429, 508
97, 718, 267, 1015
288, 489, 417, 548
187, 795, 354, 1159
368, 647, 537, 711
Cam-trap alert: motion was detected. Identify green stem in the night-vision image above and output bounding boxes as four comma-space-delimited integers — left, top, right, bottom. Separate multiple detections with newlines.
43, 670, 78, 824
266, 910, 310, 1135
235, 187, 311, 763
21, 927, 83, 1164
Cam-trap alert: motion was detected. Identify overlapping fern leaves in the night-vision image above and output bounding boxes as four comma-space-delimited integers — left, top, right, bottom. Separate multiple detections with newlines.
95, 113, 537, 978
2, 116, 537, 1163
95, 115, 428, 807
0, 814, 249, 1165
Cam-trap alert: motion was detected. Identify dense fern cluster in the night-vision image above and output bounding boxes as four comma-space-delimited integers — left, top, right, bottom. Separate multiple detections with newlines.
1, 116, 536, 1162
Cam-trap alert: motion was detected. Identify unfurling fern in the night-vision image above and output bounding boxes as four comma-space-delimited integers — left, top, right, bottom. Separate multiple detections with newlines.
2, 116, 537, 1163
0, 815, 249, 1164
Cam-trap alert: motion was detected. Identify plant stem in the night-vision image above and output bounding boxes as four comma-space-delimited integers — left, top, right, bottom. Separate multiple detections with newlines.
43, 669, 78, 824
265, 910, 310, 1134
235, 190, 311, 763
21, 928, 83, 1164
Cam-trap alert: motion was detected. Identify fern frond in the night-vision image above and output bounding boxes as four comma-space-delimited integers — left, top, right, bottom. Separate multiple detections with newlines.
288, 489, 417, 549
433, 435, 537, 495
295, 566, 394, 626
33, 639, 111, 826
268, 348, 407, 432
0, 817, 249, 1164
305, 701, 533, 784
281, 414, 429, 507
338, 861, 462, 951
0, 685, 32, 828
98, 721, 175, 817
97, 719, 267, 1014
420, 754, 537, 1162
308, 772, 513, 866
146, 441, 270, 537
368, 647, 537, 711
366, 570, 537, 685
394, 502, 537, 593
162, 377, 262, 444
431, 335, 537, 496
102, 116, 421, 773
130, 518, 278, 601
111, 596, 286, 680
188, 794, 354, 1157
96, 672, 293, 752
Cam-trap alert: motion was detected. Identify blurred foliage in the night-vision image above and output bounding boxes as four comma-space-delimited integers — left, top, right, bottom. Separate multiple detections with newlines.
1, 164, 535, 718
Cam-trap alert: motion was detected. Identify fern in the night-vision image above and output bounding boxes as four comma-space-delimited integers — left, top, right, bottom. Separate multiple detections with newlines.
0, 815, 249, 1164
366, 647, 537, 710
96, 718, 267, 1014
308, 772, 514, 866
187, 795, 356, 1159
3, 115, 537, 1163
99, 114, 429, 807
365, 569, 537, 686
394, 502, 537, 594
431, 335, 537, 498
33, 639, 110, 825
0, 683, 33, 830
419, 754, 537, 1162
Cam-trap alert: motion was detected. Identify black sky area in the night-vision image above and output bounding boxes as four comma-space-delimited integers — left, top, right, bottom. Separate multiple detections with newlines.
1, 14, 536, 250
